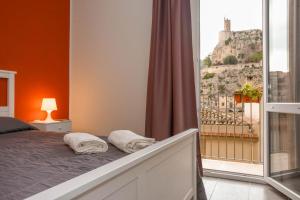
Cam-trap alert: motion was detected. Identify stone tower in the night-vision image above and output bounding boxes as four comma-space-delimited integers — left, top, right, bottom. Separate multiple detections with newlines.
224, 18, 231, 32
218, 18, 232, 45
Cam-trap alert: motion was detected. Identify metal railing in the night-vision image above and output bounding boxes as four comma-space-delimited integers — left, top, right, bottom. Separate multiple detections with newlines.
200, 94, 262, 163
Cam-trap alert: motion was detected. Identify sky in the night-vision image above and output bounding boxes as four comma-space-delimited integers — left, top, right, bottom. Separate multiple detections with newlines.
200, 0, 263, 59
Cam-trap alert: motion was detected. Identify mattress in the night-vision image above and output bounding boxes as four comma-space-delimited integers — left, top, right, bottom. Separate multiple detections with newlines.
0, 130, 128, 200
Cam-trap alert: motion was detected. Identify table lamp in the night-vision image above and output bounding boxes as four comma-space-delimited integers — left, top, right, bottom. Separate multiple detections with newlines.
41, 98, 57, 122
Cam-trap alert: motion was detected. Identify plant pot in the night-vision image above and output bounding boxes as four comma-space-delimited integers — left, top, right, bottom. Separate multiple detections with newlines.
234, 93, 260, 103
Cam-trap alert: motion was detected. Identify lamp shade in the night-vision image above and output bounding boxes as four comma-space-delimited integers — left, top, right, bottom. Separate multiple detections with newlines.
41, 98, 57, 111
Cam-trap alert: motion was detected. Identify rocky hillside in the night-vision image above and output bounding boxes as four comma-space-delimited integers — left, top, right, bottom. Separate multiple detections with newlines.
201, 63, 263, 97
201, 20, 263, 98
211, 29, 262, 65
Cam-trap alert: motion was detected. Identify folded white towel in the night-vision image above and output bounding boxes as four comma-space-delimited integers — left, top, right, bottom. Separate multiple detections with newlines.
64, 132, 108, 154
108, 130, 155, 153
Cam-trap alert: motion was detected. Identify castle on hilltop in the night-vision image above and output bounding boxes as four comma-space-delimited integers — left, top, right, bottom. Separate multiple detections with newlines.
219, 18, 231, 43
210, 18, 262, 65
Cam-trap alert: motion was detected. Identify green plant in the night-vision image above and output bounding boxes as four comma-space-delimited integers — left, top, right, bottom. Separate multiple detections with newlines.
238, 53, 245, 59
225, 37, 232, 45
236, 83, 262, 100
223, 55, 238, 65
247, 51, 263, 63
203, 56, 212, 67
203, 72, 215, 80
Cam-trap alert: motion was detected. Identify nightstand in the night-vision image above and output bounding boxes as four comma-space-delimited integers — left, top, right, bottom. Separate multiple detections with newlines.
31, 120, 72, 133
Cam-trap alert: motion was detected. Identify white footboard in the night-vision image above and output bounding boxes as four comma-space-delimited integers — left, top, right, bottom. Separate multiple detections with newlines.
27, 129, 198, 200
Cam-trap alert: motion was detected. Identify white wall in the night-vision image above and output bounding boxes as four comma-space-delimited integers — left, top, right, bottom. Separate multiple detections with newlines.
70, 0, 152, 135
70, 0, 199, 135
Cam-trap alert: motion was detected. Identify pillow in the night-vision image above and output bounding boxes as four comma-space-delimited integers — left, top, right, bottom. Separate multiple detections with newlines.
0, 117, 38, 134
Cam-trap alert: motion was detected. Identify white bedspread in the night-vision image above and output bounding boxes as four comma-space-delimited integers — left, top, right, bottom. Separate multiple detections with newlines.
64, 132, 108, 154
108, 130, 155, 153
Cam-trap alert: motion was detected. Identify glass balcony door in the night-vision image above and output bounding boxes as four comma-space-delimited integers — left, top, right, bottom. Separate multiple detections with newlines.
264, 0, 300, 199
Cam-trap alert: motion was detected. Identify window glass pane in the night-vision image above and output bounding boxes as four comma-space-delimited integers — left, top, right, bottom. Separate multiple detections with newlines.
268, 0, 300, 102
269, 112, 300, 195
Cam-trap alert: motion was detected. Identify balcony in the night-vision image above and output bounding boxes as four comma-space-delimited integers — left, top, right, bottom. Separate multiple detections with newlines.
200, 94, 263, 176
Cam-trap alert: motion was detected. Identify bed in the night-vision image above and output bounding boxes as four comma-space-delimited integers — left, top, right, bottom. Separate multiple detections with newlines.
0, 70, 199, 200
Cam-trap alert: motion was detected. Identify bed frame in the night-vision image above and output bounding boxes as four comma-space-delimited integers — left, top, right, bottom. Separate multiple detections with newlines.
0, 70, 16, 117
0, 70, 198, 200
28, 129, 198, 200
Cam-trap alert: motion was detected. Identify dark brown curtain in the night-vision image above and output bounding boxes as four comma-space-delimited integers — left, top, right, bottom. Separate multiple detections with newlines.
146, 0, 206, 199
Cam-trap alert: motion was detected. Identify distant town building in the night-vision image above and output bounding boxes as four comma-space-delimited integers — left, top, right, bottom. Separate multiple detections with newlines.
269, 71, 291, 102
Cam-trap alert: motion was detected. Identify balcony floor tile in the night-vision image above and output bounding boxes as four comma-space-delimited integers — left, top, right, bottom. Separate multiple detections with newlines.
203, 159, 263, 176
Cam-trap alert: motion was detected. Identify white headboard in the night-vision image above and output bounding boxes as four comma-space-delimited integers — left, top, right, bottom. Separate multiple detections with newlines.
0, 70, 16, 117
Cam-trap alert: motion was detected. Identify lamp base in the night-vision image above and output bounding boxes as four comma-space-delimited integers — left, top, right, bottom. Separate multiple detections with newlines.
44, 110, 58, 123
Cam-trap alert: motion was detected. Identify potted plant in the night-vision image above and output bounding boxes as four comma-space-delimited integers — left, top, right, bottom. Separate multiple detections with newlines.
234, 83, 262, 103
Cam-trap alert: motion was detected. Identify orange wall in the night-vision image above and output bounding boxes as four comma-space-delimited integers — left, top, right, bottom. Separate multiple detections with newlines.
0, 78, 8, 106
0, 0, 70, 121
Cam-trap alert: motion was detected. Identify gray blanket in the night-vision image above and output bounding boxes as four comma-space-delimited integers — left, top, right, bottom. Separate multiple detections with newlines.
0, 131, 127, 200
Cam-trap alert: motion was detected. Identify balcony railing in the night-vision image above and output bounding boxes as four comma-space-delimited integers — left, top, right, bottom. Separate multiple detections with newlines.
200, 94, 262, 163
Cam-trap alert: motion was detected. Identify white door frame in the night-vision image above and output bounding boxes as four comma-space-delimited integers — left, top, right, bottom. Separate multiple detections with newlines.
263, 0, 300, 199
199, 0, 265, 183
